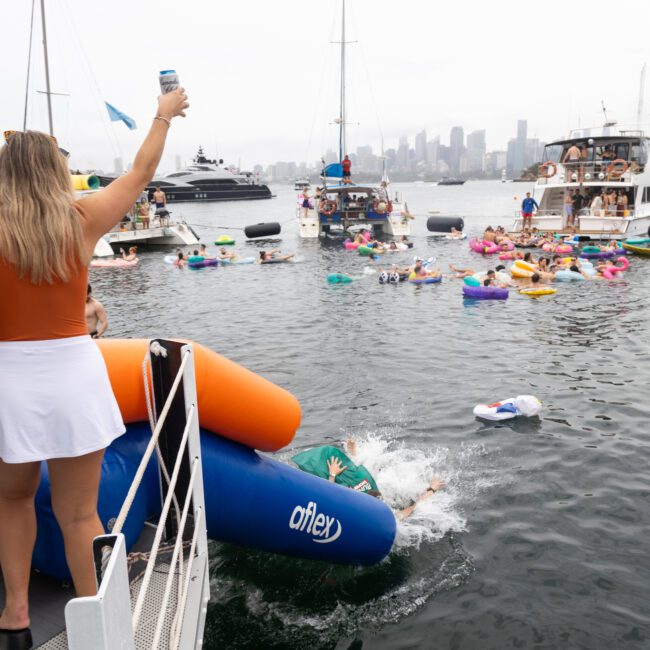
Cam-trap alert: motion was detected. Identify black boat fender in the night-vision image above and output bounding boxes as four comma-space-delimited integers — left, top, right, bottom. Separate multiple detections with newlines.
245, 222, 281, 239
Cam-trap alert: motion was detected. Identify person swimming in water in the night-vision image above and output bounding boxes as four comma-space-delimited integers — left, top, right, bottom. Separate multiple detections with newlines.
293, 439, 445, 521
258, 249, 295, 263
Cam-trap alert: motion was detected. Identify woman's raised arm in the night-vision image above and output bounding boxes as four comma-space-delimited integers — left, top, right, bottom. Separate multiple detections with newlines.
78, 89, 189, 247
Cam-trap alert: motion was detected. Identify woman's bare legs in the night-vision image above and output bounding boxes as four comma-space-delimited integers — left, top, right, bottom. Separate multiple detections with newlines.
0, 459, 41, 629
48, 449, 105, 597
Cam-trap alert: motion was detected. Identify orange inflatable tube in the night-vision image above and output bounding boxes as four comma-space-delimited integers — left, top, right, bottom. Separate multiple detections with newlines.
96, 339, 301, 452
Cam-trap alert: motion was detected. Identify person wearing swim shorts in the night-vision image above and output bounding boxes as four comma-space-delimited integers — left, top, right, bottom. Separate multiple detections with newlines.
521, 192, 539, 231
341, 155, 352, 184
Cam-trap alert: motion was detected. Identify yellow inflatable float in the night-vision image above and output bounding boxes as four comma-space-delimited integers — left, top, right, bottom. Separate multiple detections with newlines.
510, 260, 536, 278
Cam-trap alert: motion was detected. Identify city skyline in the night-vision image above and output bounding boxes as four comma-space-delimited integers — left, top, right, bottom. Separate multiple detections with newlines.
259, 118, 545, 182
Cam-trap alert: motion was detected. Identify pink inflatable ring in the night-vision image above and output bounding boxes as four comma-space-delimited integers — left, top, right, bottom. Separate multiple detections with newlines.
602, 256, 630, 279
469, 238, 500, 255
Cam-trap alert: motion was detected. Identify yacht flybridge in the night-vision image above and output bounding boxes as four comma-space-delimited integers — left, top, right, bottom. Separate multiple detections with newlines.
511, 125, 650, 240
297, 0, 411, 240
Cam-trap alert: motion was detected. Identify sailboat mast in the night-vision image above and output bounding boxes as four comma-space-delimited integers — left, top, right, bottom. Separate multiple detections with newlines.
339, 0, 346, 162
40, 0, 54, 136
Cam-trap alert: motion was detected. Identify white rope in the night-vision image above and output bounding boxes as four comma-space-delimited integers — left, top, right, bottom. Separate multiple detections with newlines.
131, 405, 195, 633
151, 458, 199, 650
111, 348, 191, 536
171, 506, 204, 650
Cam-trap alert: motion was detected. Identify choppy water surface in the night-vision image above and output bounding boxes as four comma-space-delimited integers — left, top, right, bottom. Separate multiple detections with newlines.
90, 181, 650, 649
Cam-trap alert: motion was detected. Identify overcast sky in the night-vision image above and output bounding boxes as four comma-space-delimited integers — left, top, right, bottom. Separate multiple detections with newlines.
3, 0, 649, 172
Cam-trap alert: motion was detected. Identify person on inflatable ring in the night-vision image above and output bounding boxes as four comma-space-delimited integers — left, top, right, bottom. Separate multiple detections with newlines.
294, 439, 445, 521
411, 260, 441, 280
258, 248, 295, 263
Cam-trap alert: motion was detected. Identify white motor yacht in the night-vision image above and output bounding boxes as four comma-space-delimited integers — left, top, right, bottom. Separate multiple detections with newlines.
511, 124, 650, 240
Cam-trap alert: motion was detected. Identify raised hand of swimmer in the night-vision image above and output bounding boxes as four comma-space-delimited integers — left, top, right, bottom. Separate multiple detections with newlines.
157, 87, 190, 119
327, 457, 347, 481
429, 478, 445, 493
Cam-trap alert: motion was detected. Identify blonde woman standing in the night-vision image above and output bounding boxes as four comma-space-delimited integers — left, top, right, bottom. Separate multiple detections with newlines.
0, 88, 188, 644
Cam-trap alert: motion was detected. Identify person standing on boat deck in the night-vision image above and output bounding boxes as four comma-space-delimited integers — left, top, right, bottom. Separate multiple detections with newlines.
616, 189, 628, 217
152, 185, 166, 211
137, 197, 150, 229
564, 191, 575, 228
0, 88, 189, 640
85, 284, 108, 339
521, 192, 539, 231
301, 189, 311, 218
342, 155, 352, 184
590, 192, 604, 216
563, 143, 581, 181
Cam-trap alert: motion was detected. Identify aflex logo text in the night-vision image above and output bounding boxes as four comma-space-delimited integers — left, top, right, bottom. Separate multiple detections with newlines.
289, 501, 342, 544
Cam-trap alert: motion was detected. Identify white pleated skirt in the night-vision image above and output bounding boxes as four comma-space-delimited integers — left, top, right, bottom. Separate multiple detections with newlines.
0, 335, 125, 464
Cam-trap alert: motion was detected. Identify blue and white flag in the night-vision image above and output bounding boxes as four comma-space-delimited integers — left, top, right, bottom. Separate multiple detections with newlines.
105, 102, 136, 130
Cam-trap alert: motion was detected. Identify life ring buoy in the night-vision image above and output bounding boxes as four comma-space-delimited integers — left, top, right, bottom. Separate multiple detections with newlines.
608, 159, 628, 178
320, 199, 337, 216
539, 161, 557, 178
373, 199, 388, 214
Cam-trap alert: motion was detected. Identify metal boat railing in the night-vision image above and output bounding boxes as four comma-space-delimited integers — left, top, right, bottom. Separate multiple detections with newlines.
63, 340, 209, 650
536, 159, 642, 185
513, 208, 636, 218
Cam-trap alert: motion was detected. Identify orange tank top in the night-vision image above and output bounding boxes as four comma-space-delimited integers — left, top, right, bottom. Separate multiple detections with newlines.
0, 259, 88, 341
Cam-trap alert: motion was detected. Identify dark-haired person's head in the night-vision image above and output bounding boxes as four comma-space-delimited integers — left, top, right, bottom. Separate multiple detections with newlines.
193, 249, 199, 256
483, 278, 492, 286
177, 252, 183, 260
495, 265, 505, 272
487, 270, 495, 277
259, 251, 267, 260
87, 284, 92, 296
531, 273, 540, 283
570, 265, 580, 273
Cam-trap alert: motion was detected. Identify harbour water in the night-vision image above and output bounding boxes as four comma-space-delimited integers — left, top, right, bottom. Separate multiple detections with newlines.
90, 181, 650, 649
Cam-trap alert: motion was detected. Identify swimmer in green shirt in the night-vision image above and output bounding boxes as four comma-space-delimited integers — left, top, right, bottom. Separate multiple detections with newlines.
292, 439, 444, 520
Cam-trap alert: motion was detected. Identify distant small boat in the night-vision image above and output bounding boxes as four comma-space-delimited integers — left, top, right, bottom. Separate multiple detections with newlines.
293, 178, 310, 191
501, 169, 507, 183
438, 177, 465, 186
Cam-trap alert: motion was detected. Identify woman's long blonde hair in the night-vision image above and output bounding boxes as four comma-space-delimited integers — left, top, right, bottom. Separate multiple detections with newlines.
0, 131, 84, 283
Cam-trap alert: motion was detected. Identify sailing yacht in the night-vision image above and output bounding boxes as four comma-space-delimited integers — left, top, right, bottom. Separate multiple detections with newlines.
297, 0, 411, 240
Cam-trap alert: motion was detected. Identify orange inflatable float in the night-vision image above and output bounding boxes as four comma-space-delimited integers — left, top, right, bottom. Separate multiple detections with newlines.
96, 338, 301, 452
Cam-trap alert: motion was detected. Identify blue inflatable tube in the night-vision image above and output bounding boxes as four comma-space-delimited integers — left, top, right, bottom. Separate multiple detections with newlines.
33, 424, 158, 580
33, 424, 396, 578
409, 275, 442, 285
201, 433, 396, 565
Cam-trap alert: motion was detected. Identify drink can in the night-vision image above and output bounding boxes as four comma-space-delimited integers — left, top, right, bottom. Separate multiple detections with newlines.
159, 70, 179, 95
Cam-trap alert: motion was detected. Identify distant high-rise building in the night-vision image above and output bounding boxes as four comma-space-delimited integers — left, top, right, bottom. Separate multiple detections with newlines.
508, 119, 528, 176
397, 136, 409, 170
414, 129, 427, 163
449, 126, 465, 175
466, 130, 486, 173
174, 155, 182, 171
437, 144, 450, 165
426, 136, 440, 169
113, 157, 124, 175
324, 148, 338, 165
485, 150, 507, 175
